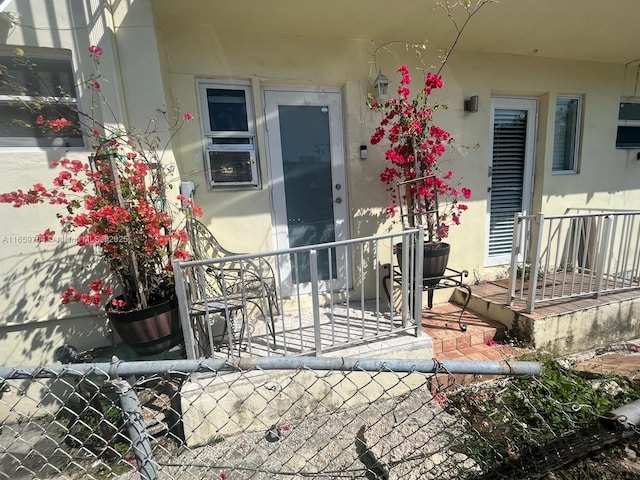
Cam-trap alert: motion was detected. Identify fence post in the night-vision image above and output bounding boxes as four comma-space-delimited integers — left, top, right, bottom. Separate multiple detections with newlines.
594, 215, 612, 297
309, 249, 322, 356
110, 374, 158, 480
525, 213, 545, 313
414, 226, 424, 336
508, 212, 522, 306
400, 233, 410, 324
173, 260, 196, 360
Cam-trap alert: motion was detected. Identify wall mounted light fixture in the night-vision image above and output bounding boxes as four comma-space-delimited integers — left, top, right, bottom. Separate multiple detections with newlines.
373, 70, 390, 101
464, 95, 479, 112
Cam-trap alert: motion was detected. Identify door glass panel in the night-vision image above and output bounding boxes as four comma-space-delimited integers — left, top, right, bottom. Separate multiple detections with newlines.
278, 105, 336, 283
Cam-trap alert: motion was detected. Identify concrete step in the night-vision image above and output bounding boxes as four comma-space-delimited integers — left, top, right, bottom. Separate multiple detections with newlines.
422, 302, 507, 355
450, 285, 519, 328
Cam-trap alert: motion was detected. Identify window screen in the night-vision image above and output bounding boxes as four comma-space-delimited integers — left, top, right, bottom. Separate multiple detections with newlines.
208, 149, 254, 184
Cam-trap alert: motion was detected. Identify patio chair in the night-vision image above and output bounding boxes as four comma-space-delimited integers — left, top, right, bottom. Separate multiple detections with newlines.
185, 217, 279, 346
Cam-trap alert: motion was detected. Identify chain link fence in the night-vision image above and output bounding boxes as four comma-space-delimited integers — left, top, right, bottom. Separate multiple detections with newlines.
0, 355, 638, 479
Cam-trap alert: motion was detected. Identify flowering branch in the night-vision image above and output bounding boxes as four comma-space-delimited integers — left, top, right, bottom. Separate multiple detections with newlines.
369, 65, 470, 242
0, 45, 201, 311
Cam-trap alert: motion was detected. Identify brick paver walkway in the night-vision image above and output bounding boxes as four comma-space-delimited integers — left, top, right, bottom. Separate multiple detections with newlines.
425, 301, 640, 382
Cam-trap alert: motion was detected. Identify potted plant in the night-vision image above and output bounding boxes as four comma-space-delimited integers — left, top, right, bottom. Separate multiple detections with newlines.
0, 45, 201, 355
369, 65, 471, 282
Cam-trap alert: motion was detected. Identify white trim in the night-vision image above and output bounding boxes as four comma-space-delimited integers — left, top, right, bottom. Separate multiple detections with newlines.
263, 88, 349, 295
552, 94, 582, 174
486, 97, 538, 267
0, 0, 14, 13
196, 79, 261, 188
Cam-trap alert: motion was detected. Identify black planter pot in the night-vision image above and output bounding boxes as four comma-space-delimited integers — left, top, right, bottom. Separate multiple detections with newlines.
395, 242, 451, 287
106, 296, 182, 356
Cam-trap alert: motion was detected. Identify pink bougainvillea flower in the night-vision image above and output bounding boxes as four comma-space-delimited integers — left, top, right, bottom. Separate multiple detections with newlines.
47, 118, 71, 132
368, 65, 470, 240
111, 298, 127, 308
88, 45, 103, 56
192, 205, 204, 217
0, 53, 203, 313
173, 248, 190, 260
385, 205, 400, 216
36, 228, 55, 243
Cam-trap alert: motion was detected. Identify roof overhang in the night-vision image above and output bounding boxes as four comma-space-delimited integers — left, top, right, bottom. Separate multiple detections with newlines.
151, 0, 640, 66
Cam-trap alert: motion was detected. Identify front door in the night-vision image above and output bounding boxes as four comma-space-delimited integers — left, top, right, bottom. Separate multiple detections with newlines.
487, 97, 537, 266
264, 89, 348, 295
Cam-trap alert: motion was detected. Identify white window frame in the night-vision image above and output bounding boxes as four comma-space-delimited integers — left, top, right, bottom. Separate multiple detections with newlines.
616, 99, 640, 149
0, 47, 83, 148
552, 95, 582, 175
197, 80, 260, 188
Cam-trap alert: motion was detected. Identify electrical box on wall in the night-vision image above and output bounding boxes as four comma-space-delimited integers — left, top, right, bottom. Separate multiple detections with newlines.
360, 145, 368, 160
180, 181, 195, 200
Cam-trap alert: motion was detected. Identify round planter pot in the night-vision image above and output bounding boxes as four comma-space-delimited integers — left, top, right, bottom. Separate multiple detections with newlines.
395, 242, 451, 287
106, 296, 182, 356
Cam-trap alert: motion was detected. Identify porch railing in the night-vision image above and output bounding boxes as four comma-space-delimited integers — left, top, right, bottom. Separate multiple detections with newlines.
173, 228, 426, 359
509, 209, 640, 312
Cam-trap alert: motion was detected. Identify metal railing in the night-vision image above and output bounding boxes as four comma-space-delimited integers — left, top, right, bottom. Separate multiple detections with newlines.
173, 229, 427, 359
509, 209, 640, 312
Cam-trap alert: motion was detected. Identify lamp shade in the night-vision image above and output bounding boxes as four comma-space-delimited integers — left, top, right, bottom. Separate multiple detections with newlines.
373, 70, 390, 101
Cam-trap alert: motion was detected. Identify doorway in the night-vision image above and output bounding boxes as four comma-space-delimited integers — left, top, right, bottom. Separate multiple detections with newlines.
487, 97, 538, 266
264, 88, 348, 294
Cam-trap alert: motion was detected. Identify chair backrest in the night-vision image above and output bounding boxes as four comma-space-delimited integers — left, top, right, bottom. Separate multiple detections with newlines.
183, 216, 280, 316
186, 218, 238, 261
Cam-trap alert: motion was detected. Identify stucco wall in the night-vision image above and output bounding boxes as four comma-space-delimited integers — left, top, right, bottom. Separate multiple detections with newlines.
154, 17, 639, 285
1, 0, 640, 366
0, 1, 109, 365
0, 0, 175, 365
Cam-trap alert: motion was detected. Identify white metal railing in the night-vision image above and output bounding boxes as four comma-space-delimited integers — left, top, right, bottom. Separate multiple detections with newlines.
173, 228, 426, 359
509, 210, 640, 312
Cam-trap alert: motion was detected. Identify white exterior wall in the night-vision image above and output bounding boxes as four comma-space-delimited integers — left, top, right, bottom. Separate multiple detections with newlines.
0, 0, 173, 365
1, 0, 639, 365
156, 17, 640, 282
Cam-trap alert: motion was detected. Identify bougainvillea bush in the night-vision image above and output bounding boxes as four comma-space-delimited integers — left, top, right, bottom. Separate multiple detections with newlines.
369, 65, 471, 243
0, 45, 200, 311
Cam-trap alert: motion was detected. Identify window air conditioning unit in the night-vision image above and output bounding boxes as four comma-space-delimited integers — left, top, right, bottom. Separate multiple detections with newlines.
207, 144, 258, 187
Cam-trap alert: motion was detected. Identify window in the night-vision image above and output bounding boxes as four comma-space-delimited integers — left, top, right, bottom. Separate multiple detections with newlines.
197, 80, 259, 188
616, 101, 640, 149
0, 48, 83, 147
552, 95, 581, 173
